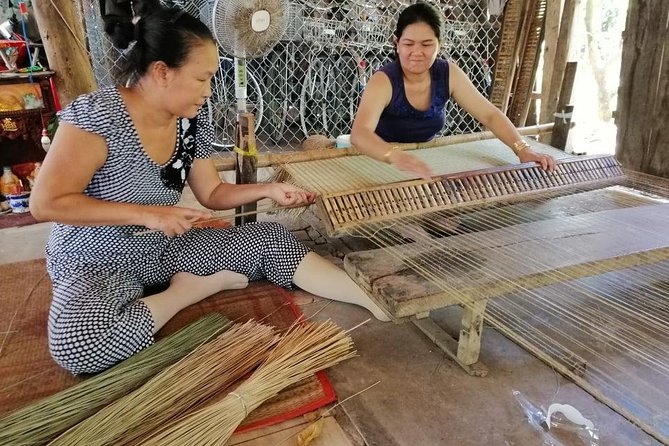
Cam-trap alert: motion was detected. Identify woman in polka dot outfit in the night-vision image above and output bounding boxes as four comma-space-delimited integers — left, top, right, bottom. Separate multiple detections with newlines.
30, 7, 389, 375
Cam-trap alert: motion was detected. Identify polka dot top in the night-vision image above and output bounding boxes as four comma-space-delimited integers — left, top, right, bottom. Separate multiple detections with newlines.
46, 87, 215, 265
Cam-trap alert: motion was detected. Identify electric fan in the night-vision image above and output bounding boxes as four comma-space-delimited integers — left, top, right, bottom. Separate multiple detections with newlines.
210, 0, 289, 116
210, 0, 289, 224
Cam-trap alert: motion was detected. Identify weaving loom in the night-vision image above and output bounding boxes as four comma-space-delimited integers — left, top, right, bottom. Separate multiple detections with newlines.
276, 139, 669, 444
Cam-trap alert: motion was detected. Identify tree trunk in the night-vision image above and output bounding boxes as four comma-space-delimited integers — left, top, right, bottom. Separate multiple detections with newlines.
33, 0, 96, 106
616, 0, 669, 177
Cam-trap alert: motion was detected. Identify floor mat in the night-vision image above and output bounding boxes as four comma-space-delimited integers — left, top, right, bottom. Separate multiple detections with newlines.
0, 211, 37, 230
0, 259, 336, 433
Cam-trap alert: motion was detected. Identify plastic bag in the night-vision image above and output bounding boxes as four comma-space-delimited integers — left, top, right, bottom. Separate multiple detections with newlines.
513, 390, 600, 446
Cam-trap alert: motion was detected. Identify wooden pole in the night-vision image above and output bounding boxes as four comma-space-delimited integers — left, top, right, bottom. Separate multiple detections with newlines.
550, 62, 577, 150
616, 0, 669, 178
538, 0, 561, 124
235, 113, 258, 225
215, 123, 557, 171
33, 0, 97, 106
550, 104, 573, 151
544, 0, 577, 123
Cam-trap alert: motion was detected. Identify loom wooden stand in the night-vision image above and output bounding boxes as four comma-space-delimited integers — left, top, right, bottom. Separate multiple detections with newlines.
412, 304, 489, 377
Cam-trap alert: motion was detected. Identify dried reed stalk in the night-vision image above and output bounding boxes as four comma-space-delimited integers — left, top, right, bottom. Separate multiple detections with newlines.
142, 321, 356, 446
49, 321, 278, 446
0, 313, 230, 446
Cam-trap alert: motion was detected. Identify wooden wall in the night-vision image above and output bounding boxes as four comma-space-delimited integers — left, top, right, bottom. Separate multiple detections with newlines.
616, 0, 669, 177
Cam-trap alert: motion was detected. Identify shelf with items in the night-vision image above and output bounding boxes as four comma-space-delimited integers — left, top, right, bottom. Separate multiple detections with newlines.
0, 70, 57, 168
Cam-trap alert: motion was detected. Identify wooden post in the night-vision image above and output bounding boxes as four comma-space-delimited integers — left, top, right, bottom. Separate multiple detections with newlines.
538, 0, 560, 124
235, 113, 258, 225
33, 0, 96, 106
616, 0, 669, 178
544, 0, 577, 123
457, 300, 488, 366
550, 104, 573, 151
550, 61, 577, 150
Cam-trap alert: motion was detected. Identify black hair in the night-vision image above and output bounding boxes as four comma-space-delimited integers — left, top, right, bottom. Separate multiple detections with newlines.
101, 3, 215, 84
394, 2, 443, 41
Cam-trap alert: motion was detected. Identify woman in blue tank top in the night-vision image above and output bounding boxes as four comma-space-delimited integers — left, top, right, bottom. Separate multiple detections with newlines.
351, 3, 556, 179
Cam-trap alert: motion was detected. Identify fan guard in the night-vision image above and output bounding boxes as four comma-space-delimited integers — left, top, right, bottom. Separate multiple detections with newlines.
211, 0, 289, 58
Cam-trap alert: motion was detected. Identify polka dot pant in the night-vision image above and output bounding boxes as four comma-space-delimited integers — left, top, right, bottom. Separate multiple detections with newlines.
48, 222, 309, 374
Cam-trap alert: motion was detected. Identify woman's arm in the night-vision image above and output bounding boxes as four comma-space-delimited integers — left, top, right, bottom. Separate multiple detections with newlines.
30, 123, 209, 235
351, 72, 433, 178
448, 61, 556, 170
350, 72, 394, 161
186, 158, 316, 210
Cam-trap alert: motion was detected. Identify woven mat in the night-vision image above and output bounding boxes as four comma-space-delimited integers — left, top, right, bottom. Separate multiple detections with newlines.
0, 211, 37, 229
0, 259, 335, 432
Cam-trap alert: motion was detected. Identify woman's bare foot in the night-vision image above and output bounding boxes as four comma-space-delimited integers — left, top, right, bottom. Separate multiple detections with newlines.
293, 252, 392, 322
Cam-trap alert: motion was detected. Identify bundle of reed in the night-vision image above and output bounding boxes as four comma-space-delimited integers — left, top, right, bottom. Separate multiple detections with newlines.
49, 320, 278, 446
142, 320, 356, 446
0, 313, 230, 446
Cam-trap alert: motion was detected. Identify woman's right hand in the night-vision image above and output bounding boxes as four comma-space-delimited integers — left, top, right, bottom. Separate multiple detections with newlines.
142, 206, 212, 236
388, 150, 434, 180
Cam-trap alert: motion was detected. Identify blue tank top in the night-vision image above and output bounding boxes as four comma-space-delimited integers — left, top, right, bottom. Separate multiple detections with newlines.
375, 59, 450, 143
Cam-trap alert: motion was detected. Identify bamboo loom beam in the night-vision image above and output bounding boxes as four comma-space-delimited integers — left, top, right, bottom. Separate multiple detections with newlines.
214, 124, 557, 172
318, 155, 622, 237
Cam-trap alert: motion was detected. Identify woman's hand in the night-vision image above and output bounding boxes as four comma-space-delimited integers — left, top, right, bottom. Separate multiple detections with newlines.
267, 183, 317, 207
142, 206, 212, 236
388, 151, 434, 180
518, 150, 556, 172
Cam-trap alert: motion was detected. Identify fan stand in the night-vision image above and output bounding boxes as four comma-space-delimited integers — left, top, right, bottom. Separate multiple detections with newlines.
234, 9, 271, 225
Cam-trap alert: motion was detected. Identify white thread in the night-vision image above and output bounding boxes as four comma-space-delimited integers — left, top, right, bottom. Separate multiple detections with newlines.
230, 392, 248, 417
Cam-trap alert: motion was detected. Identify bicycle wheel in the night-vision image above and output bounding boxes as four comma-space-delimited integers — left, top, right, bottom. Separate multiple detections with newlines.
208, 57, 265, 150
299, 54, 330, 137
263, 46, 288, 144
323, 52, 359, 137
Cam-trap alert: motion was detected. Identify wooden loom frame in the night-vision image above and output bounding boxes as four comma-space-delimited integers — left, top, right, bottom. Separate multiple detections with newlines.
328, 158, 669, 443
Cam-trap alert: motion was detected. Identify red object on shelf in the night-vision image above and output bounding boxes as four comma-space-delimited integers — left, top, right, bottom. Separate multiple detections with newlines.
11, 161, 36, 179
0, 38, 28, 71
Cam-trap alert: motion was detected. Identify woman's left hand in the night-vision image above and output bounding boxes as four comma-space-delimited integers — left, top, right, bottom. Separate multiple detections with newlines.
518, 150, 557, 172
268, 183, 318, 207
